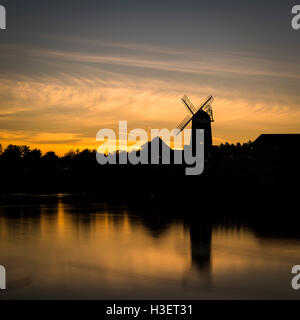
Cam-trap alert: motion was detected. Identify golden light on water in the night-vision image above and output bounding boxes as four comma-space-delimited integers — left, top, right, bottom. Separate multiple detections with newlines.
1, 201, 300, 299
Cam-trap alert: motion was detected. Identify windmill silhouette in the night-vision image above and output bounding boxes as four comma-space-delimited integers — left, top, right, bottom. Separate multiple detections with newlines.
177, 95, 214, 160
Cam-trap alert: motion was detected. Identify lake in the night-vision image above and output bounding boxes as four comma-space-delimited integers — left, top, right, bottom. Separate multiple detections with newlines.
0, 194, 300, 299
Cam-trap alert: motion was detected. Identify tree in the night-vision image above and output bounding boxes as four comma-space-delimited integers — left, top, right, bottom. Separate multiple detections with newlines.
42, 151, 59, 162
2, 145, 23, 161
77, 148, 95, 161
63, 150, 76, 160
20, 145, 31, 157
23, 148, 42, 161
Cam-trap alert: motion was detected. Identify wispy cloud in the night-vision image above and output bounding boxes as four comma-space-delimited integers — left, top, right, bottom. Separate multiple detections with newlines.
0, 39, 300, 153
2, 42, 300, 80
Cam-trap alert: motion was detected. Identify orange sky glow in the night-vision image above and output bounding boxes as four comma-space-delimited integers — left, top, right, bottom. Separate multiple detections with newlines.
1, 2, 300, 155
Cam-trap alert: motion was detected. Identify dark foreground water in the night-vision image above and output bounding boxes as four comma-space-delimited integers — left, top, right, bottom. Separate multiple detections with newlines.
0, 194, 300, 299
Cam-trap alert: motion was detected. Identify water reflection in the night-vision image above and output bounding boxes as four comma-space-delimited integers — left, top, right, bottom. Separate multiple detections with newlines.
0, 195, 300, 299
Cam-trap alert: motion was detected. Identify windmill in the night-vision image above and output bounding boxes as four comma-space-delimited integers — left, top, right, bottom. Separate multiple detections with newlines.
177, 95, 214, 160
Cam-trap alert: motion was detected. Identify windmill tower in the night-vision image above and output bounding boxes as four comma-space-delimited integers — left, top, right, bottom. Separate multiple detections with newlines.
177, 95, 214, 160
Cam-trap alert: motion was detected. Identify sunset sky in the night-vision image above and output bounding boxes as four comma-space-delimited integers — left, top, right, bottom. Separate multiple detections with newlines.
0, 0, 300, 154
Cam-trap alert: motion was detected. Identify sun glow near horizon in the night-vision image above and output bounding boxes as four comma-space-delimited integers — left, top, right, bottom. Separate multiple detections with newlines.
1, 71, 299, 155
1, 2, 300, 154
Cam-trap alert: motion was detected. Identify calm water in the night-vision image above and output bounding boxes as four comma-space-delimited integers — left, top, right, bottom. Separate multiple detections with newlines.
0, 195, 300, 299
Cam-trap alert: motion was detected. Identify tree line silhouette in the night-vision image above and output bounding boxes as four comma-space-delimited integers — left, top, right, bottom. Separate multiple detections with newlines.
0, 144, 96, 165
0, 141, 253, 164
0, 137, 299, 195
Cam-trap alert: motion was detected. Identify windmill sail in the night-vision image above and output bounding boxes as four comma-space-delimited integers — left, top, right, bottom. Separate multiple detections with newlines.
177, 94, 214, 134
197, 95, 214, 113
176, 114, 193, 133
181, 95, 196, 114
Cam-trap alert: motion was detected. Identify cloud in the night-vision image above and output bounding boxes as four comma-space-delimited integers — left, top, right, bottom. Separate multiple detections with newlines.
2, 42, 300, 81
0, 40, 300, 152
